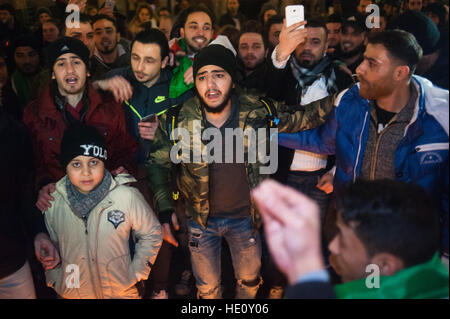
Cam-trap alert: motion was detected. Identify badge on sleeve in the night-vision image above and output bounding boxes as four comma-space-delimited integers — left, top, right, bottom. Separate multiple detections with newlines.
107, 210, 125, 229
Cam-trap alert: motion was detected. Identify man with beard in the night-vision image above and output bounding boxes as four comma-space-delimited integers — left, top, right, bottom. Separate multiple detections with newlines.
10, 35, 43, 111
23, 37, 137, 215
146, 36, 336, 298
266, 19, 353, 299
236, 20, 271, 94
334, 14, 368, 75
93, 29, 193, 299
90, 14, 130, 81
218, 0, 247, 30
278, 30, 449, 264
169, 6, 215, 98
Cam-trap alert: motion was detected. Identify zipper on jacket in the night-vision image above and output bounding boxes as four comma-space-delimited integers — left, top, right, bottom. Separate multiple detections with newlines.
354, 111, 369, 182
82, 216, 88, 235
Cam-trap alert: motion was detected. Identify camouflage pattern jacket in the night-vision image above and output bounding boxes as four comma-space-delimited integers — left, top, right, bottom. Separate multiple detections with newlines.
146, 93, 334, 229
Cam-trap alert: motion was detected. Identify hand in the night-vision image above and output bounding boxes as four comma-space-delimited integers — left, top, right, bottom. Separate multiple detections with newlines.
34, 232, 60, 270
111, 166, 128, 176
276, 19, 308, 62
162, 213, 180, 247
252, 179, 324, 284
36, 183, 56, 212
138, 117, 159, 141
184, 66, 194, 85
316, 172, 334, 194
94, 76, 133, 103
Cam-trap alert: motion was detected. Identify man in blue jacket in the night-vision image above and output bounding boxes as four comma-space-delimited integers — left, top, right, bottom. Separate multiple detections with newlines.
278, 29, 449, 261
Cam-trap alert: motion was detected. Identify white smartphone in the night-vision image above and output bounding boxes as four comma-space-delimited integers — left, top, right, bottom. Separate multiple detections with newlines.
285, 5, 305, 29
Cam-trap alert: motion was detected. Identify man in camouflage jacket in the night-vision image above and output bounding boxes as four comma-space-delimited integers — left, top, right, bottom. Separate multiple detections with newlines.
146, 43, 334, 299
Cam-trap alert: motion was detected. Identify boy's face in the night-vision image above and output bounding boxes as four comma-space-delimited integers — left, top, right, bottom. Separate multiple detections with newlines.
66, 155, 105, 195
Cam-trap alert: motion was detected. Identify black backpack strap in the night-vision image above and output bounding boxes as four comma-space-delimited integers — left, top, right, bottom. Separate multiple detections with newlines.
259, 97, 280, 128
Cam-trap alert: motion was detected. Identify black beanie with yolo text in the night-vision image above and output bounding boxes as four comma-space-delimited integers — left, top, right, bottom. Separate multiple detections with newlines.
193, 44, 236, 81
60, 125, 108, 169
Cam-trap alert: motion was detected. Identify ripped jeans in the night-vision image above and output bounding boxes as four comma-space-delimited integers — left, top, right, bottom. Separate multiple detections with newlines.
187, 215, 262, 299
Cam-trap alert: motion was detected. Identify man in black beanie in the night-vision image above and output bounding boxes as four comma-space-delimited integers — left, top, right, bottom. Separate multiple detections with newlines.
23, 37, 137, 233
391, 10, 448, 89
146, 40, 336, 299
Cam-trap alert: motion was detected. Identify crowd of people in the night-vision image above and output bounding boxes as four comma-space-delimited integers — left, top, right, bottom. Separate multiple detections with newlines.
0, 0, 448, 300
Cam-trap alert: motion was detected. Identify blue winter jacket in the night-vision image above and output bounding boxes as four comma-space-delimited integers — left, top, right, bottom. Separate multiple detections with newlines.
279, 76, 449, 256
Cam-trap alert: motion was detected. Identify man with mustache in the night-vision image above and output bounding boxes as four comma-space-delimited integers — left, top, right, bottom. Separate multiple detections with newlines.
278, 30, 449, 265
334, 14, 368, 75
90, 14, 130, 81
146, 30, 336, 299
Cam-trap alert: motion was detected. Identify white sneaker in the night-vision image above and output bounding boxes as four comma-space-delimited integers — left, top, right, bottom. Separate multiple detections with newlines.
151, 290, 168, 299
175, 270, 192, 296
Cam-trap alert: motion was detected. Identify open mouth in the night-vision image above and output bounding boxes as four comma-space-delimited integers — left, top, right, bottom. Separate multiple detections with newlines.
206, 90, 220, 100
65, 77, 78, 85
193, 37, 207, 46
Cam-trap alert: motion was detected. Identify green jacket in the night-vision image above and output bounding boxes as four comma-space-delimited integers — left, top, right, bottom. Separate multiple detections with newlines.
146, 93, 334, 229
335, 253, 449, 299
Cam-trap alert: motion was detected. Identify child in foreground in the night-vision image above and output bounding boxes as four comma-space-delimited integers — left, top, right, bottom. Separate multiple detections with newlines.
43, 124, 162, 299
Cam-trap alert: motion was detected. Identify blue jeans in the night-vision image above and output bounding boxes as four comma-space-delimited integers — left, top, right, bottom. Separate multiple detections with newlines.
187, 215, 262, 299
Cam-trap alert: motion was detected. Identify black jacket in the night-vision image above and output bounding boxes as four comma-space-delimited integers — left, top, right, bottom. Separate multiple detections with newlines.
286, 280, 336, 299
0, 109, 46, 279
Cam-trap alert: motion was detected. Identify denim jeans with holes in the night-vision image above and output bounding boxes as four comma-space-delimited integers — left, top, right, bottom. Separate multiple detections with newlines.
187, 215, 262, 299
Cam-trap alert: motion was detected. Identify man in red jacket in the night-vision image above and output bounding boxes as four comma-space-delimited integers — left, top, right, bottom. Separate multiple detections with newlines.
23, 37, 137, 212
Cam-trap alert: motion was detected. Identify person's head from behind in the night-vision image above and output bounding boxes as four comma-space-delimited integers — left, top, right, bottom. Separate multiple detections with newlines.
12, 35, 41, 76
294, 20, 328, 69
408, 0, 423, 11
329, 179, 439, 283
265, 15, 283, 50
60, 125, 107, 195
238, 20, 267, 72
92, 14, 120, 55
43, 19, 60, 44
64, 14, 95, 57
0, 4, 14, 25
48, 37, 91, 97
356, 30, 422, 100
326, 14, 343, 49
130, 29, 169, 85
193, 44, 236, 114
181, 6, 214, 54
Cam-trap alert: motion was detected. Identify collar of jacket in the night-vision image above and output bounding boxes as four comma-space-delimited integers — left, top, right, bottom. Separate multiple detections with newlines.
334, 252, 449, 299
35, 82, 104, 122
54, 173, 137, 209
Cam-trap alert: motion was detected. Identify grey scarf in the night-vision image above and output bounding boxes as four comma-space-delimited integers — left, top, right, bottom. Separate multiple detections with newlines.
66, 170, 112, 220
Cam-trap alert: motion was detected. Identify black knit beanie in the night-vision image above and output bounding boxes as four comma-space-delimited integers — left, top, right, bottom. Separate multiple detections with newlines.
60, 125, 108, 169
390, 11, 441, 55
47, 37, 90, 70
193, 44, 236, 81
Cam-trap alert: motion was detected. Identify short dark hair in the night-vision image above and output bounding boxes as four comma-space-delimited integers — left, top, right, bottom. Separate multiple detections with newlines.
131, 29, 170, 60
337, 179, 439, 268
92, 14, 118, 30
62, 13, 92, 35
239, 20, 267, 49
182, 5, 215, 28
306, 19, 328, 41
265, 14, 283, 34
368, 29, 423, 75
327, 14, 343, 24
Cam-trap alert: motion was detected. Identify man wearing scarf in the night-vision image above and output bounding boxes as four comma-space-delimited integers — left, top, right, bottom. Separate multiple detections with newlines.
268, 20, 353, 215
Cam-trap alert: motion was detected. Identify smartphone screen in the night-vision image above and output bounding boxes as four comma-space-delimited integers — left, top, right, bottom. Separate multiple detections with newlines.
285, 5, 305, 29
